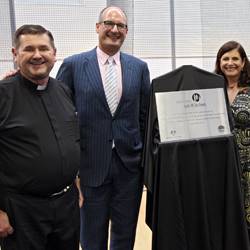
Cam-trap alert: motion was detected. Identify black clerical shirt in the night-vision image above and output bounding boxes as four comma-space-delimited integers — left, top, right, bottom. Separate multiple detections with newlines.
0, 74, 80, 200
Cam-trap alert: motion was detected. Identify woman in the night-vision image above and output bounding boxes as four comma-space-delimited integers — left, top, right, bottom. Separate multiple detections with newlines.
215, 40, 250, 235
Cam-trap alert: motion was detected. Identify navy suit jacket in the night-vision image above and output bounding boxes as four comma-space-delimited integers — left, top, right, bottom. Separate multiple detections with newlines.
57, 48, 150, 187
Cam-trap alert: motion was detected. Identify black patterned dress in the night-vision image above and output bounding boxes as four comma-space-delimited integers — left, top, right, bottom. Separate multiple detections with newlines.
231, 87, 250, 229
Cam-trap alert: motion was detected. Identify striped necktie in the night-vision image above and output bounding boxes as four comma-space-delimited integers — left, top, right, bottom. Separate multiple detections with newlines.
104, 57, 118, 115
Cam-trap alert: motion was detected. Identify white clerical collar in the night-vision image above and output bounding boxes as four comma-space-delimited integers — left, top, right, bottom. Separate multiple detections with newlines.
37, 84, 47, 90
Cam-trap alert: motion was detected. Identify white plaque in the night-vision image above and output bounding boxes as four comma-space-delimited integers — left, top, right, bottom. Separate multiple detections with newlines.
155, 88, 231, 142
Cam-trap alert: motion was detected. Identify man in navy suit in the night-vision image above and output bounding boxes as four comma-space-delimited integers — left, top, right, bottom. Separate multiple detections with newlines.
57, 6, 150, 250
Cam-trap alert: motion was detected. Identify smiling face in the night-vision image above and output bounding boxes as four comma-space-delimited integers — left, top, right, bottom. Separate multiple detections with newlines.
96, 7, 128, 55
12, 33, 56, 84
219, 48, 245, 81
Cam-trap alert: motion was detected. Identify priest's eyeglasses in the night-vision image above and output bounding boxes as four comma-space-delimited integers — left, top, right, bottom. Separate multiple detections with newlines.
101, 20, 128, 31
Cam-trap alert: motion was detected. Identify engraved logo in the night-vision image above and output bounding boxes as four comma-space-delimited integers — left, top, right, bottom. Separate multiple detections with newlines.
192, 93, 201, 102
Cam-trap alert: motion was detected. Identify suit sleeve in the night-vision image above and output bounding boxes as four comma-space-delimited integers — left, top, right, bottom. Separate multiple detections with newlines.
139, 63, 151, 144
56, 59, 75, 100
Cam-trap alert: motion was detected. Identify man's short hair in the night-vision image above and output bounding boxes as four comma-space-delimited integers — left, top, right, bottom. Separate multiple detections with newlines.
13, 24, 55, 49
98, 6, 127, 23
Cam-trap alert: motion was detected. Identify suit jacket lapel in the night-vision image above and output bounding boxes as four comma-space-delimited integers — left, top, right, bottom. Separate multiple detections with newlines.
85, 49, 110, 111
116, 53, 133, 113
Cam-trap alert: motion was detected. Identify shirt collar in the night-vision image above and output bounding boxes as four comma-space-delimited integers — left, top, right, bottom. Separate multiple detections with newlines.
18, 73, 49, 93
96, 47, 121, 66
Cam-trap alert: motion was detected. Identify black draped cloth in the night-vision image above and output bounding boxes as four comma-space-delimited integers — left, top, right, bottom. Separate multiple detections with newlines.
143, 65, 250, 250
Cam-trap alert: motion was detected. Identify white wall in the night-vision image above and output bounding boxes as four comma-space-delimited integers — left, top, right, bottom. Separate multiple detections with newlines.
1, 0, 250, 80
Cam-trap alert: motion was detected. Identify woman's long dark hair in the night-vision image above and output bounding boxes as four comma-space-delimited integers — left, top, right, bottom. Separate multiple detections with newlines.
215, 40, 250, 87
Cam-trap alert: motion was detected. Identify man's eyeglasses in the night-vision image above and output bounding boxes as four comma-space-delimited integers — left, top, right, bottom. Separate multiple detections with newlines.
101, 20, 127, 31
